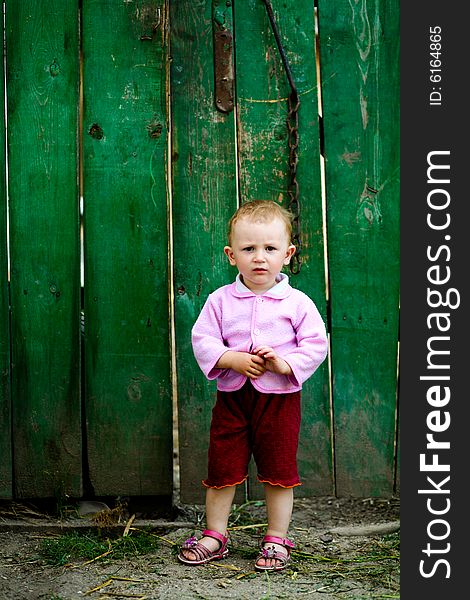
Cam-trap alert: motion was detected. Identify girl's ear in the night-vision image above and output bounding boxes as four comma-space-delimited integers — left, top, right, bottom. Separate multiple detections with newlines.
283, 244, 296, 265
224, 246, 237, 266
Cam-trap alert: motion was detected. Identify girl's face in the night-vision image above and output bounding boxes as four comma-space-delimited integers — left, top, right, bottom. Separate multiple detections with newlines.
224, 217, 295, 294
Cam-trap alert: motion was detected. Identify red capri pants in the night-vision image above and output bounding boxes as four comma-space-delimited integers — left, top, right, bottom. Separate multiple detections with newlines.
203, 381, 302, 489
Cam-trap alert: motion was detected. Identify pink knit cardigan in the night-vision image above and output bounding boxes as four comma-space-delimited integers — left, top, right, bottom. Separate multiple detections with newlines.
191, 274, 328, 393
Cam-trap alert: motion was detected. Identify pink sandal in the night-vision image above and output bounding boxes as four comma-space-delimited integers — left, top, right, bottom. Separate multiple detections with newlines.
255, 535, 295, 572
177, 529, 229, 565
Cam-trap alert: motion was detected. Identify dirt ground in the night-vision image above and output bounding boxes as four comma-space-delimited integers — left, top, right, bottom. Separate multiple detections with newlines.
0, 496, 400, 600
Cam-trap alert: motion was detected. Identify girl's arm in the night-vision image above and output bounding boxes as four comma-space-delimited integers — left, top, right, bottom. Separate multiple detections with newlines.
192, 293, 266, 380
191, 295, 229, 380
281, 298, 328, 386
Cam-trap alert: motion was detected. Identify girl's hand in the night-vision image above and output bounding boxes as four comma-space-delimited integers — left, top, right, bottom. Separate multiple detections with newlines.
216, 351, 267, 379
253, 346, 292, 376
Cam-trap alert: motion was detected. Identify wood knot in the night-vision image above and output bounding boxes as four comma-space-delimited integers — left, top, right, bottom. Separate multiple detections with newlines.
89, 124, 104, 140
147, 120, 163, 139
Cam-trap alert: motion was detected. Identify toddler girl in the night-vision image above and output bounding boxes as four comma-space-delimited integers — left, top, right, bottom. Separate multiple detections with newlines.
178, 200, 328, 571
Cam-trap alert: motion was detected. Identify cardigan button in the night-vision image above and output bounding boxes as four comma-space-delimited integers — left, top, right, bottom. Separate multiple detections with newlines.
254, 328, 261, 336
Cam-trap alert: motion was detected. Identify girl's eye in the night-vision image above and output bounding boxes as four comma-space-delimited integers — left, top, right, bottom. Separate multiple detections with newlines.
266, 246, 276, 252
243, 247, 254, 252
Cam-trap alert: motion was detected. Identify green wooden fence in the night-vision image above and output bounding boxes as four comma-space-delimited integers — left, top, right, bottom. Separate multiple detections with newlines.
0, 0, 399, 502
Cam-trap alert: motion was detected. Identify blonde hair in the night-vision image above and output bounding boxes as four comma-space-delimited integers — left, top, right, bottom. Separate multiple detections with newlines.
227, 200, 293, 245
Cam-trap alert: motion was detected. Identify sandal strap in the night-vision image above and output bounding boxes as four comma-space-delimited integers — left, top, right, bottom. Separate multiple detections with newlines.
262, 535, 295, 550
187, 542, 213, 562
259, 546, 289, 562
202, 529, 228, 547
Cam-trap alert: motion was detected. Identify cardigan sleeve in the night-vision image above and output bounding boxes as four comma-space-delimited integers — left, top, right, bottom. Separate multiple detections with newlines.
282, 296, 328, 388
191, 294, 229, 380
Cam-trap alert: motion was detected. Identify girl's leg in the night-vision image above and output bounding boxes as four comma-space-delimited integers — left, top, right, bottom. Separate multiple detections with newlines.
180, 485, 236, 560
256, 483, 294, 568
205, 485, 237, 542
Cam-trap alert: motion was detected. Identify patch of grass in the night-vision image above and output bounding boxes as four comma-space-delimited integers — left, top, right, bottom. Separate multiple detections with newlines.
40, 532, 108, 565
229, 500, 265, 527
293, 532, 400, 564
39, 529, 160, 566
289, 532, 400, 595
258, 570, 272, 599
378, 531, 400, 552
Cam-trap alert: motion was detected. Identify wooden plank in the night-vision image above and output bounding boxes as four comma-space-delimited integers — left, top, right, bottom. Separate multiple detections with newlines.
5, 0, 81, 498
82, 0, 172, 496
171, 0, 239, 503
234, 0, 332, 498
0, 27, 11, 499
318, 0, 400, 496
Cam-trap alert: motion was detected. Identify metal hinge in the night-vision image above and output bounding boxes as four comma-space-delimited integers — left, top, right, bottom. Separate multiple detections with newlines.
212, 1, 234, 113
